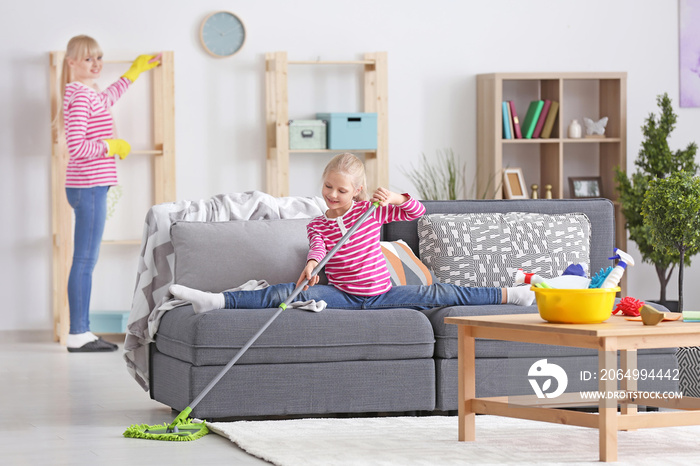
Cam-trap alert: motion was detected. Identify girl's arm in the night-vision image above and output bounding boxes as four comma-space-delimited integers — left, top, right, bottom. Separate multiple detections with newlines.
64, 92, 108, 160
306, 228, 327, 264
301, 227, 326, 290
371, 188, 426, 223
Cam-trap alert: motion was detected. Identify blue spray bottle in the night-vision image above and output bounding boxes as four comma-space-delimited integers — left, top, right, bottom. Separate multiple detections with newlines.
600, 248, 635, 289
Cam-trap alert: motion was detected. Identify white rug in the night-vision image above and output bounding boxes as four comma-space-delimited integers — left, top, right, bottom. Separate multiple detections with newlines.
207, 414, 700, 465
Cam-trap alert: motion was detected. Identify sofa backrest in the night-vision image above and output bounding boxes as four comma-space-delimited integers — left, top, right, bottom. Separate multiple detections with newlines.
171, 218, 316, 292
381, 199, 615, 276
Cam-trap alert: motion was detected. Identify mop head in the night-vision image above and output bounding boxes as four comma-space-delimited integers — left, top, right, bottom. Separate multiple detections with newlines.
123, 420, 208, 441
123, 408, 208, 441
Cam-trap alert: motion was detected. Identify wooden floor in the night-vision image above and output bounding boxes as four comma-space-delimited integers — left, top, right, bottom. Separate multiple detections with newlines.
2, 331, 267, 465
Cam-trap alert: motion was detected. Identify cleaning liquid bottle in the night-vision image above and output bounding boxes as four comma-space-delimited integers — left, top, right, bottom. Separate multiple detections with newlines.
600, 248, 635, 288
514, 269, 590, 289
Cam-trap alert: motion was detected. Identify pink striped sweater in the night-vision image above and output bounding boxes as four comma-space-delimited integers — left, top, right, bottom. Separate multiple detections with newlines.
306, 196, 426, 296
63, 78, 130, 187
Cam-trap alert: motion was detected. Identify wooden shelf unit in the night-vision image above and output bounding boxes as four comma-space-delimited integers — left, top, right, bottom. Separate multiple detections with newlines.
265, 51, 388, 197
49, 51, 176, 344
476, 72, 627, 249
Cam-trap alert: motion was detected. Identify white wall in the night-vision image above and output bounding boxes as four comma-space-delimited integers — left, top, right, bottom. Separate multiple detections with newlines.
1, 0, 697, 331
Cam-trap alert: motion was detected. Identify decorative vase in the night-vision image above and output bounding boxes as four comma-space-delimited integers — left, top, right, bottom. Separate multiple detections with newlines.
568, 119, 582, 139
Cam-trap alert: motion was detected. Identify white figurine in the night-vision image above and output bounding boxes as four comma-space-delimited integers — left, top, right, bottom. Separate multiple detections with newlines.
583, 117, 608, 136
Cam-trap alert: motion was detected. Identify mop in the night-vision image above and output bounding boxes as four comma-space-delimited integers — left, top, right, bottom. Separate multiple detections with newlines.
124, 202, 379, 441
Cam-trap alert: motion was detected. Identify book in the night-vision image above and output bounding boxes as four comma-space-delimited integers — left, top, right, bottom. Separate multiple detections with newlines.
532, 99, 551, 139
509, 101, 522, 138
502, 101, 512, 139
521, 100, 545, 139
506, 102, 515, 139
540, 101, 559, 139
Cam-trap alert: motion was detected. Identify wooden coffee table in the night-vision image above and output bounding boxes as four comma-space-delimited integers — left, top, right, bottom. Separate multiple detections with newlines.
445, 313, 700, 462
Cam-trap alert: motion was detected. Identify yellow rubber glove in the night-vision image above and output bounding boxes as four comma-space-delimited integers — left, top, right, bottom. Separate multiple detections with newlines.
122, 54, 160, 83
104, 139, 131, 160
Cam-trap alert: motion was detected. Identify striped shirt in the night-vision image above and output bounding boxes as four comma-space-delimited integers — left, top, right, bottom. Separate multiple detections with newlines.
63, 78, 130, 187
306, 196, 426, 296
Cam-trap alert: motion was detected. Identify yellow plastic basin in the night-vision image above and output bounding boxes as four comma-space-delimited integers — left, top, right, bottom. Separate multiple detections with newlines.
532, 286, 620, 324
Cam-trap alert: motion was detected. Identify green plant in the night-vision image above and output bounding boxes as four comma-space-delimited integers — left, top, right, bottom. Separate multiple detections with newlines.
106, 185, 123, 220
401, 149, 503, 200
402, 149, 466, 200
642, 172, 700, 313
615, 93, 698, 302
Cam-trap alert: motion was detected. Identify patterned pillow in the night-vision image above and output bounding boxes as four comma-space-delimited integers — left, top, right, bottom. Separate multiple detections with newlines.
418, 212, 590, 287
381, 240, 433, 286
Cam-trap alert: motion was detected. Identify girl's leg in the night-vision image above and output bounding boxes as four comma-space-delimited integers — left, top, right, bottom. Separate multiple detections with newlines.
223, 284, 364, 310
362, 283, 500, 310
363, 283, 533, 310
66, 186, 109, 335
170, 283, 364, 313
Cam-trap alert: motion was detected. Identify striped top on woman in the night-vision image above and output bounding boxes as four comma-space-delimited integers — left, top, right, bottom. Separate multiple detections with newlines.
63, 78, 130, 187
306, 196, 426, 296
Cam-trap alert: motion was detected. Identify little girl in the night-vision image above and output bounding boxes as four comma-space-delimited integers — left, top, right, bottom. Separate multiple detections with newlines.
58, 35, 160, 352
171, 153, 535, 312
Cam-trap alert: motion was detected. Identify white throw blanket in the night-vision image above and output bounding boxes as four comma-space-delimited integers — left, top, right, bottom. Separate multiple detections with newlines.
124, 191, 326, 391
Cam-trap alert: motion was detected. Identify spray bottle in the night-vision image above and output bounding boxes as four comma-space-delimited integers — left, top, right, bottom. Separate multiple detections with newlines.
600, 248, 635, 289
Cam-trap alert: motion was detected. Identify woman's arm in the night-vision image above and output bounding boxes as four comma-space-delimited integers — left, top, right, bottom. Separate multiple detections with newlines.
98, 77, 131, 109
64, 92, 108, 159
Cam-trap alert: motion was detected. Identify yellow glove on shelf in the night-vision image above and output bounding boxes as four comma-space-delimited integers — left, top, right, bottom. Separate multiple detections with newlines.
122, 54, 160, 83
104, 139, 131, 160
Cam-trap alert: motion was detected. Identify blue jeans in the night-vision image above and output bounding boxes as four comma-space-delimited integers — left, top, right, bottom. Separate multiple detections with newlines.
66, 186, 109, 334
223, 283, 502, 310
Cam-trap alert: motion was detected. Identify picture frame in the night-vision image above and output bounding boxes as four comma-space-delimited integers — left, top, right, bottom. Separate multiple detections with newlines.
569, 176, 603, 199
503, 168, 527, 199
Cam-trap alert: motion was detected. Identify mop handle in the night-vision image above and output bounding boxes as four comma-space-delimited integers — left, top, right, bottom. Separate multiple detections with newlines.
185, 202, 379, 413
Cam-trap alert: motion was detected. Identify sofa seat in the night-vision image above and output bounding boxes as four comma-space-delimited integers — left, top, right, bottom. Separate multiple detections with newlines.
421, 304, 678, 360
421, 303, 679, 411
152, 304, 438, 419
156, 305, 436, 365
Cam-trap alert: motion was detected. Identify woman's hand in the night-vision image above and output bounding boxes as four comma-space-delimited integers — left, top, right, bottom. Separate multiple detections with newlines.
296, 259, 319, 291
371, 188, 408, 206
122, 53, 161, 83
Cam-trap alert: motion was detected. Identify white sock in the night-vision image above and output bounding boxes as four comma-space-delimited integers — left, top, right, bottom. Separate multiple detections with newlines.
170, 284, 225, 314
66, 331, 98, 348
506, 286, 536, 306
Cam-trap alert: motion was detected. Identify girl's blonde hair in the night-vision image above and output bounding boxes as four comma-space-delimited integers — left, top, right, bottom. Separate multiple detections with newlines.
53, 35, 103, 130
323, 152, 369, 201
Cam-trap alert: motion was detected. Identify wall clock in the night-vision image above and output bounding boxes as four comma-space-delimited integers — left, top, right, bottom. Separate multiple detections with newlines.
200, 11, 246, 58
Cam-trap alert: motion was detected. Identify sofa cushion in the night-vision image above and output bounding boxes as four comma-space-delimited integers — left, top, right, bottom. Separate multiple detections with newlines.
418, 212, 590, 287
421, 302, 678, 360
381, 240, 433, 286
155, 305, 436, 366
382, 199, 614, 279
171, 218, 314, 292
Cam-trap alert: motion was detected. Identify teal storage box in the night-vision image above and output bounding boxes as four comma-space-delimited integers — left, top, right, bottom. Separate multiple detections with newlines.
289, 120, 327, 150
90, 310, 129, 333
316, 112, 377, 150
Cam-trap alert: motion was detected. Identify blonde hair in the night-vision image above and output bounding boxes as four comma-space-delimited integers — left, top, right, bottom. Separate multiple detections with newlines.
52, 35, 103, 130
323, 152, 369, 201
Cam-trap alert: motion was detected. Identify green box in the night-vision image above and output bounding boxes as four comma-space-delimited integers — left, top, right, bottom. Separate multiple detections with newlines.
289, 119, 327, 150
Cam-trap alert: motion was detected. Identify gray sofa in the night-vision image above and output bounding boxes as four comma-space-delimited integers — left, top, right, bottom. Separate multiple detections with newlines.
150, 199, 678, 420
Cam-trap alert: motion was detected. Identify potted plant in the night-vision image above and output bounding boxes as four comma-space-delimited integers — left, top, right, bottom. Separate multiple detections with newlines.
615, 93, 698, 307
641, 172, 700, 314
402, 149, 466, 200
402, 148, 502, 200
